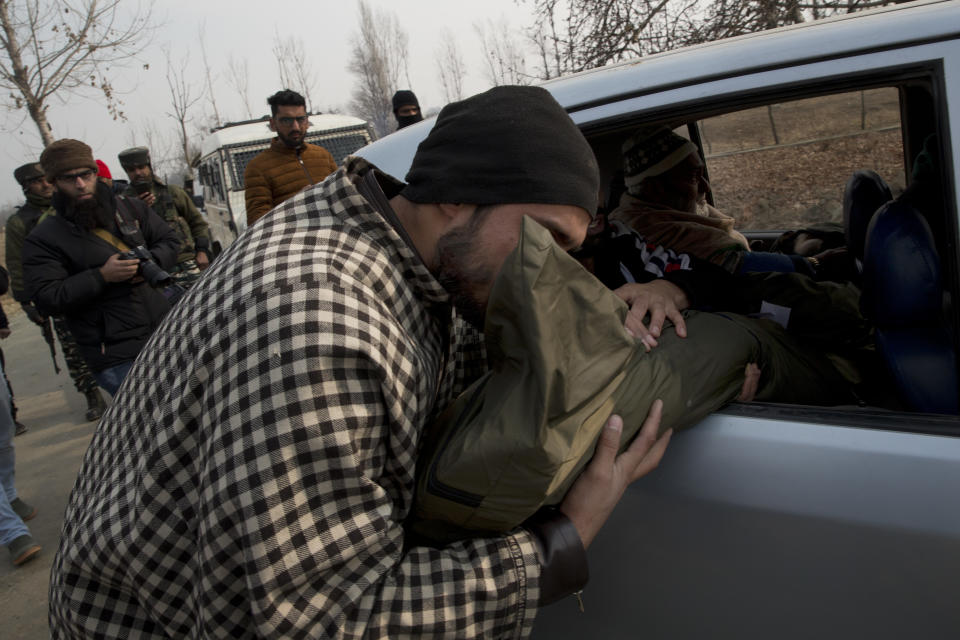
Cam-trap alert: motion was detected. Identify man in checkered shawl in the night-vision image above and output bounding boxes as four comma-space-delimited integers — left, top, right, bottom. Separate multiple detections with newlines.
49, 86, 670, 639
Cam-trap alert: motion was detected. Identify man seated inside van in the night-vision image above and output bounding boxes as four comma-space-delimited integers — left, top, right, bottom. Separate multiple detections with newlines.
609, 125, 849, 280
574, 208, 869, 355
584, 176, 893, 398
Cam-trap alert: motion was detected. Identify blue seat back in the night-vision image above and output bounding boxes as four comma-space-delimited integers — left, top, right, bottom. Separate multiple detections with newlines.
860, 200, 958, 413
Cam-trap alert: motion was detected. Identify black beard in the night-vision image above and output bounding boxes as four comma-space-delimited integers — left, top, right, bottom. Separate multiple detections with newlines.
433, 207, 496, 330
277, 130, 304, 149
69, 194, 112, 231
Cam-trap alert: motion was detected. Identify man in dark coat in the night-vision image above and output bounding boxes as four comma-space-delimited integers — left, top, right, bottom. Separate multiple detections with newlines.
6, 162, 107, 421
22, 139, 180, 396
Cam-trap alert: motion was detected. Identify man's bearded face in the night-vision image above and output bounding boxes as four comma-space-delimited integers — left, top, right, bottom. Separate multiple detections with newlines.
69, 189, 112, 231
25, 176, 54, 199
271, 105, 309, 149
434, 206, 496, 329
433, 203, 590, 329
124, 163, 153, 185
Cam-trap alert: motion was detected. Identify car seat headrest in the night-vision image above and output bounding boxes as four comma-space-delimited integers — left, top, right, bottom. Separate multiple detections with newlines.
860, 200, 942, 326
844, 170, 892, 263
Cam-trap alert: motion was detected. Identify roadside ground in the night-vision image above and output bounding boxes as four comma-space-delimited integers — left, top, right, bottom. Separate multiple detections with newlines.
0, 305, 99, 639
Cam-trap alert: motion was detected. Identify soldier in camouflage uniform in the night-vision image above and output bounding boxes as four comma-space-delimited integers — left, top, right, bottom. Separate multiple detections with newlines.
6, 163, 106, 423
118, 148, 211, 288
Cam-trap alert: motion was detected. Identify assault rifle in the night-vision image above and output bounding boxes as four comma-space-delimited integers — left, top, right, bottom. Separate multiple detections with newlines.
40, 316, 61, 375
21, 303, 60, 374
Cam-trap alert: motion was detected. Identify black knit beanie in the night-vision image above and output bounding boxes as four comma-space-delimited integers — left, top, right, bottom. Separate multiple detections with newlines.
401, 86, 599, 217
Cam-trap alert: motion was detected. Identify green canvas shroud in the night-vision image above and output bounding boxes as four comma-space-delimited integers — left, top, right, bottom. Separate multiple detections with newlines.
412, 217, 855, 543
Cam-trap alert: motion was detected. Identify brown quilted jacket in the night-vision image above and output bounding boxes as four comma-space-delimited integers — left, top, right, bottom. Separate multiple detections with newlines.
243, 138, 337, 225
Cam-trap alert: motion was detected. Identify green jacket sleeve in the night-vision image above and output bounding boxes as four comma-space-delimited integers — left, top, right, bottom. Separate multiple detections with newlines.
172, 185, 210, 251
5, 215, 28, 302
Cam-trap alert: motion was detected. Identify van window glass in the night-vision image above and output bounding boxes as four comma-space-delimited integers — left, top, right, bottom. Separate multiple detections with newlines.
213, 162, 225, 201
310, 132, 372, 166
202, 160, 224, 202
699, 88, 904, 231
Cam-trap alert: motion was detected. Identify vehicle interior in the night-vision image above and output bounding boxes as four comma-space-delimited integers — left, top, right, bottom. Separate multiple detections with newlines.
578, 64, 959, 429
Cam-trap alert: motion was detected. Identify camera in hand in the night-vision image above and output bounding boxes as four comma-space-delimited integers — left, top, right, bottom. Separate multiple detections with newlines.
119, 245, 173, 287
133, 180, 152, 195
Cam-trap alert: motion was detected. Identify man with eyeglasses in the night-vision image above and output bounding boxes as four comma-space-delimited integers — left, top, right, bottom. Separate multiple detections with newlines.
243, 89, 338, 225
21, 139, 179, 396
118, 146, 211, 289
6, 163, 108, 423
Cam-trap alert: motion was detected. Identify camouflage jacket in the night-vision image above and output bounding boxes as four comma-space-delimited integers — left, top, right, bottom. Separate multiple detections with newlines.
124, 178, 210, 265
5, 194, 54, 302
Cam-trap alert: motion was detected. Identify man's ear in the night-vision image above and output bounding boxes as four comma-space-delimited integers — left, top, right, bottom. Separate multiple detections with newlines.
267, 117, 277, 133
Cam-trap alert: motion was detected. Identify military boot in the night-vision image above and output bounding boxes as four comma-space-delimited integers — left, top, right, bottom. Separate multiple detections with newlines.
85, 389, 107, 422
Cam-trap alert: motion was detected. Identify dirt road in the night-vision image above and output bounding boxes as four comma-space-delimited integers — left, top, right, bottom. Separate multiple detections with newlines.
0, 306, 98, 639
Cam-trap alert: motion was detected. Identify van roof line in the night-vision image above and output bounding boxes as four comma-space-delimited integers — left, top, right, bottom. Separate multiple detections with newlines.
209, 111, 329, 134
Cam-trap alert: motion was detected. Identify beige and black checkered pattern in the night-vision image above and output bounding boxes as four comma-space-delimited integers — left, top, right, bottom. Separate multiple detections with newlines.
49, 157, 541, 639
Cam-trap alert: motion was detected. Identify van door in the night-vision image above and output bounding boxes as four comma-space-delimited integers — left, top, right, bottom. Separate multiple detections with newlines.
533, 38, 960, 640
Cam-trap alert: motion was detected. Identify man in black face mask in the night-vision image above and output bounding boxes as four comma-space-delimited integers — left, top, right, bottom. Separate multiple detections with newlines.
392, 89, 423, 129
22, 139, 180, 396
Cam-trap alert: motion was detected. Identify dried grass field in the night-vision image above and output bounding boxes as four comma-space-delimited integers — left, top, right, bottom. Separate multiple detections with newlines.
701, 88, 905, 231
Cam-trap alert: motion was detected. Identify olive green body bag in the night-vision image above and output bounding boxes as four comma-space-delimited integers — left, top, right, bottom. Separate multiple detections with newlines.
412, 217, 855, 543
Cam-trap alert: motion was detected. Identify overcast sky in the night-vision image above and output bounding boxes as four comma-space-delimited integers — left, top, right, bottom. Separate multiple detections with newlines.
1, 0, 536, 206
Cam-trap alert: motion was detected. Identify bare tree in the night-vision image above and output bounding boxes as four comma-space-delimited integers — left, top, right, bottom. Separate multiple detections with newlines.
525, 0, 893, 80
225, 54, 254, 120
198, 21, 222, 128
436, 29, 467, 104
271, 33, 293, 91
347, 0, 410, 137
164, 49, 202, 179
272, 33, 317, 111
0, 0, 155, 146
126, 117, 177, 182
528, 0, 688, 79
475, 17, 530, 87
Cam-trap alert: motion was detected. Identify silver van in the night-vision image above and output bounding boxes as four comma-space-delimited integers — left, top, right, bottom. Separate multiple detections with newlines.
357, 1, 960, 637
